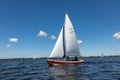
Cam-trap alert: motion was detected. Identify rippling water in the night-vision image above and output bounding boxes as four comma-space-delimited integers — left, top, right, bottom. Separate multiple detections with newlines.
0, 57, 120, 80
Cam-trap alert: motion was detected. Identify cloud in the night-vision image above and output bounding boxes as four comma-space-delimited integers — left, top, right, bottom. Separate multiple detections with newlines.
113, 32, 120, 40
50, 35, 56, 40
37, 30, 56, 40
77, 40, 83, 45
6, 44, 11, 48
9, 38, 18, 43
37, 30, 48, 37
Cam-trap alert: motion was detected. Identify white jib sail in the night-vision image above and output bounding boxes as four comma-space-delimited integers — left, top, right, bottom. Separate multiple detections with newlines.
49, 28, 64, 57
64, 14, 80, 57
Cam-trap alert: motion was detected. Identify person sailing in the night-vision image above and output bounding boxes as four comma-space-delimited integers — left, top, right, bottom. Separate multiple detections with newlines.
65, 56, 70, 61
73, 56, 78, 61
65, 56, 78, 61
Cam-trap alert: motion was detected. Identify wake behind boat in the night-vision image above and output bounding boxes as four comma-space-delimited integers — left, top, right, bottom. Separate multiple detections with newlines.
47, 14, 84, 66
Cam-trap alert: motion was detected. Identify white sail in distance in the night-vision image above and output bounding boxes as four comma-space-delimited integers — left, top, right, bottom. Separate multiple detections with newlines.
49, 14, 80, 57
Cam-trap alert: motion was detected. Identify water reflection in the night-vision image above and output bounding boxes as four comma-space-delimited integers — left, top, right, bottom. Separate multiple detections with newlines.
49, 65, 81, 80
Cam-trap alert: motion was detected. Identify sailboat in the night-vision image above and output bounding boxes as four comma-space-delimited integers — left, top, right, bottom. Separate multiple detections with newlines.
101, 52, 104, 58
47, 14, 84, 66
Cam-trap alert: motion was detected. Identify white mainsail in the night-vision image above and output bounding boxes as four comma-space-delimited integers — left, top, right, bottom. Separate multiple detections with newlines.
49, 14, 80, 58
64, 14, 80, 57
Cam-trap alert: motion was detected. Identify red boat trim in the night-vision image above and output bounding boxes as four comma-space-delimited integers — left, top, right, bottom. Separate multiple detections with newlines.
47, 59, 84, 66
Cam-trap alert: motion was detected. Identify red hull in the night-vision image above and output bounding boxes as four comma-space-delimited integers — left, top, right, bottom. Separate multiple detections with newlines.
47, 59, 84, 66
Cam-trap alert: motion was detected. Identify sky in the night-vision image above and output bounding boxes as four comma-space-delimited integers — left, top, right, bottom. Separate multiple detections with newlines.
0, 0, 120, 58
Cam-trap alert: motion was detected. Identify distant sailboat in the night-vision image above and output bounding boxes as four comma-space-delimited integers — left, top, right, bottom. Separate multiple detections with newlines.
33, 55, 37, 59
101, 52, 104, 58
47, 14, 84, 66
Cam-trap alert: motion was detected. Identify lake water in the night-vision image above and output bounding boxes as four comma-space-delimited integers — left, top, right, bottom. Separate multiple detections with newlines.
0, 57, 120, 80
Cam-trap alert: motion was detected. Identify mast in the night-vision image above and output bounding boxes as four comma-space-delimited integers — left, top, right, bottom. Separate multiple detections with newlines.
63, 13, 68, 58
63, 24, 66, 58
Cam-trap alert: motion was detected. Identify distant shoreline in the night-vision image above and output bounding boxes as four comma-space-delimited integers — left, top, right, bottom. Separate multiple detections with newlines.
81, 55, 120, 58
0, 55, 120, 60
0, 57, 47, 60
